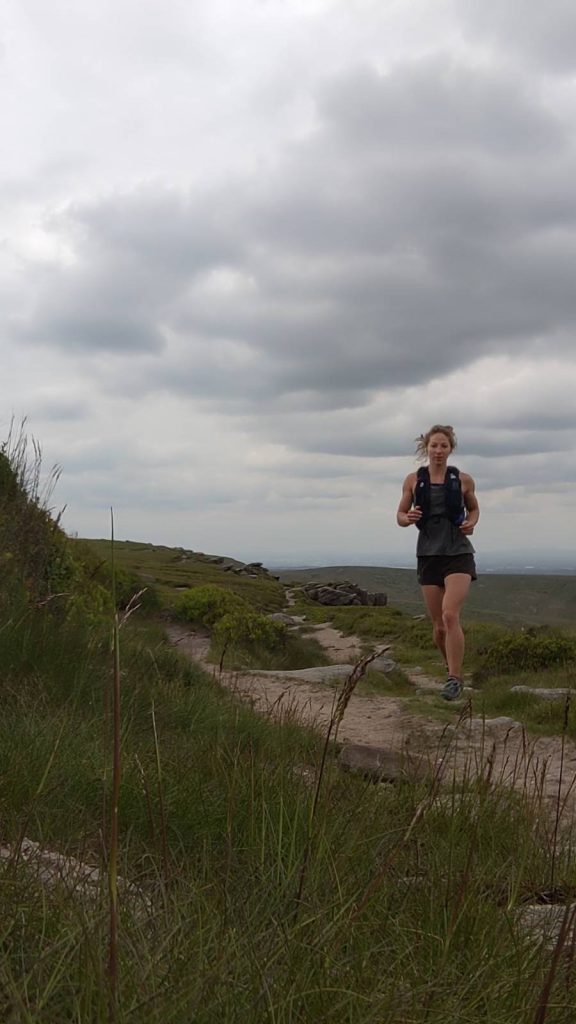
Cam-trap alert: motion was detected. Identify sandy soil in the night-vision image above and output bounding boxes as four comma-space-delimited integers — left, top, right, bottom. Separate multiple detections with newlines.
301, 622, 364, 662
165, 621, 576, 824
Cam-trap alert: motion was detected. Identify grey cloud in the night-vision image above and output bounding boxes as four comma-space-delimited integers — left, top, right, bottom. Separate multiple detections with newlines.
457, 0, 576, 73
18, 190, 245, 354
22, 312, 163, 353
457, 430, 575, 459
0, 157, 89, 205
245, 417, 574, 463
63, 475, 248, 512
31, 396, 89, 421
61, 439, 208, 475
68, 189, 243, 274
261, 461, 371, 480
469, 409, 576, 434
11, 56, 576, 446
317, 59, 564, 155
471, 452, 576, 491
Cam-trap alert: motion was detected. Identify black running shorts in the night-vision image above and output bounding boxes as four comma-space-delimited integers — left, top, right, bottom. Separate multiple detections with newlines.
417, 553, 477, 587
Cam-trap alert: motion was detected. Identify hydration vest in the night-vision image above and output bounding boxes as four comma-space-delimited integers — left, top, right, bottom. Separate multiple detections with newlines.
414, 465, 465, 530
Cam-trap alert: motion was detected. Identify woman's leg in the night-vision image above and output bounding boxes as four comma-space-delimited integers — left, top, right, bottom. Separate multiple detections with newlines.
420, 585, 447, 664
442, 573, 472, 679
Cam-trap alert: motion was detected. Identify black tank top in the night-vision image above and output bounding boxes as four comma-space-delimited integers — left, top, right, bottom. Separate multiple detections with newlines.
416, 484, 474, 557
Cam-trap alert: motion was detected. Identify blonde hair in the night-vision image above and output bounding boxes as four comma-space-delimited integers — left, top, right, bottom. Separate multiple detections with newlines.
414, 424, 457, 461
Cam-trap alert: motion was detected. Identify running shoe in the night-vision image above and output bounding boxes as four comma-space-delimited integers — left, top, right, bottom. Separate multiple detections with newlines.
441, 676, 463, 701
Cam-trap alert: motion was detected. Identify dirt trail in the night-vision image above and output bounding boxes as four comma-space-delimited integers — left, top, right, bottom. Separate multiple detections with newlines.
300, 621, 364, 662
165, 620, 576, 822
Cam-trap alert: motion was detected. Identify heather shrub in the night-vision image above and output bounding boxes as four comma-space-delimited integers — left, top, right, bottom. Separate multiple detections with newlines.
213, 609, 288, 654
478, 629, 576, 676
175, 584, 249, 627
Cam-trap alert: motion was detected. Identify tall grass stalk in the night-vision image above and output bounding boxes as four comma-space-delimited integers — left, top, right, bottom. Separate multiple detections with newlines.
151, 702, 171, 882
107, 510, 121, 1021
533, 903, 576, 1024
550, 691, 571, 891
136, 754, 156, 842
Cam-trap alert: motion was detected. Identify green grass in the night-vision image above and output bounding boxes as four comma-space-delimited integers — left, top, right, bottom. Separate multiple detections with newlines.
2, 611, 576, 1021
78, 547, 576, 745
380, 666, 576, 743
210, 630, 331, 671
289, 594, 509, 672
0, 572, 575, 1020
353, 666, 416, 697
467, 668, 576, 738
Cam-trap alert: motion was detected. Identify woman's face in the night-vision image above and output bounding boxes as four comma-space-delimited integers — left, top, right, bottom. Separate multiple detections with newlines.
427, 432, 452, 466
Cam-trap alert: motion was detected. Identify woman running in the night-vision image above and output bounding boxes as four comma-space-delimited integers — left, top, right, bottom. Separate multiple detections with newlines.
396, 424, 479, 700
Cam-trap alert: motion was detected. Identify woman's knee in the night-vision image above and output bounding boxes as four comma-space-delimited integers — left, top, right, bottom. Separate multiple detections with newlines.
442, 608, 460, 631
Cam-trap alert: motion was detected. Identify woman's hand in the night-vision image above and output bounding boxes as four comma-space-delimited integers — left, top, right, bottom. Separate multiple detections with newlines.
405, 506, 422, 526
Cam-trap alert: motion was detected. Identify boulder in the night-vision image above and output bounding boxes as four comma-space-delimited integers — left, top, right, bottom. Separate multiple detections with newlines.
370, 656, 398, 674
510, 686, 572, 703
338, 743, 428, 783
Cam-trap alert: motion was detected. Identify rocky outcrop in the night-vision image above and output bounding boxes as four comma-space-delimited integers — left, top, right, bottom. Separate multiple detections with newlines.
296, 581, 387, 607
168, 549, 279, 577
223, 561, 280, 580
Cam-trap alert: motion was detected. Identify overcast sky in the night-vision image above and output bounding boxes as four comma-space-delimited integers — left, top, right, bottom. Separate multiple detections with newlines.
3, 0, 576, 566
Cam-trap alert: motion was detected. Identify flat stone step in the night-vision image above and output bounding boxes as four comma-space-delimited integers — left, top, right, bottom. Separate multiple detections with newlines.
445, 716, 522, 735
244, 665, 354, 683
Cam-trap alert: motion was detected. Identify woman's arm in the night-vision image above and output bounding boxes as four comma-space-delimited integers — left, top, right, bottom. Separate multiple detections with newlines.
460, 473, 479, 535
396, 473, 421, 527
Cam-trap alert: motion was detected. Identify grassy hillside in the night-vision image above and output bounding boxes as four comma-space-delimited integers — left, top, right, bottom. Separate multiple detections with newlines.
79, 537, 286, 612
280, 564, 576, 625
79, 542, 576, 628
77, 540, 576, 737
1, 447, 575, 1019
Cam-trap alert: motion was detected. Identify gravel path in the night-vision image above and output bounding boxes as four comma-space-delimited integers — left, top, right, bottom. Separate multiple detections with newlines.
165, 621, 576, 823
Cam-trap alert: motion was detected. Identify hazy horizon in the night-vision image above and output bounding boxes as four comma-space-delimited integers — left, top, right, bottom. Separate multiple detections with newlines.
87, 532, 576, 576
271, 553, 576, 575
